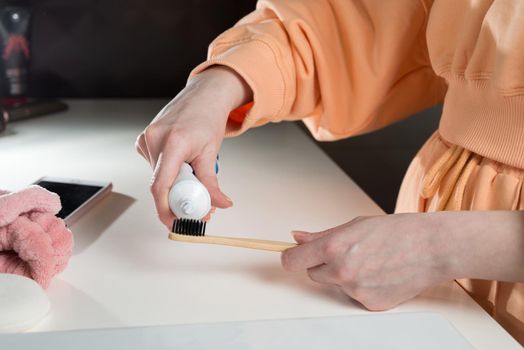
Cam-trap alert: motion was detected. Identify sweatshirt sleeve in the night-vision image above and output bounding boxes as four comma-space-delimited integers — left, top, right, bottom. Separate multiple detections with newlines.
190, 0, 447, 140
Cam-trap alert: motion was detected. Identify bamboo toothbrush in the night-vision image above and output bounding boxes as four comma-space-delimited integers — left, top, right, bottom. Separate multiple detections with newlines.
168, 222, 297, 252
168, 162, 296, 252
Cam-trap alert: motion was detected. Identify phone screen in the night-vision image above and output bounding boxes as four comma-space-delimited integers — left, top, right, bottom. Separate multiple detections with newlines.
36, 180, 103, 219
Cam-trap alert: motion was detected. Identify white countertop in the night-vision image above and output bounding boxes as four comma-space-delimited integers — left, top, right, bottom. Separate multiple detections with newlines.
0, 99, 520, 349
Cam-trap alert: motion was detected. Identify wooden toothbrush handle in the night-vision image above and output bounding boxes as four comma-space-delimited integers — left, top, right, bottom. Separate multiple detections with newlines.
168, 233, 297, 252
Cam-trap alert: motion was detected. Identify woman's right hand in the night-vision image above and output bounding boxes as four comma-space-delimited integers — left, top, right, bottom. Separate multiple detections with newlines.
135, 66, 253, 229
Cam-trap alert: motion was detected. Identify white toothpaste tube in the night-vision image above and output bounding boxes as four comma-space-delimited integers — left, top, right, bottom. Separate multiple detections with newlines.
168, 162, 211, 220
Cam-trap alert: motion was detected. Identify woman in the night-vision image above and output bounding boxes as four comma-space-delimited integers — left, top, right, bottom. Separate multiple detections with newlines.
136, 0, 524, 343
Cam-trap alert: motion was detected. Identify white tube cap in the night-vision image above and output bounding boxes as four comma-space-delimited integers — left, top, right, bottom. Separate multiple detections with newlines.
168, 180, 211, 219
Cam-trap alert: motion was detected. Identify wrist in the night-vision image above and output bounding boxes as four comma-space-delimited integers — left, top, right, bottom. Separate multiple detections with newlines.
189, 66, 253, 112
423, 212, 465, 281
425, 210, 524, 282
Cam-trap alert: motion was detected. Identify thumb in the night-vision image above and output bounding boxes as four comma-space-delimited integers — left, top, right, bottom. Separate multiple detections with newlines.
191, 152, 233, 209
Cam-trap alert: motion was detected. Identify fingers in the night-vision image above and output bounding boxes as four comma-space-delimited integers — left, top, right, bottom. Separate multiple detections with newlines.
135, 133, 149, 162
202, 207, 216, 222
142, 124, 164, 167
292, 230, 332, 244
136, 124, 168, 169
191, 152, 233, 209
282, 225, 350, 271
307, 264, 339, 286
292, 220, 356, 244
307, 266, 371, 311
150, 144, 187, 228
281, 235, 330, 272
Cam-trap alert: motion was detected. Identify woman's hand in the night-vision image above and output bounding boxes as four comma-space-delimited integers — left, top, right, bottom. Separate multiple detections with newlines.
282, 210, 524, 310
281, 213, 453, 310
136, 66, 252, 228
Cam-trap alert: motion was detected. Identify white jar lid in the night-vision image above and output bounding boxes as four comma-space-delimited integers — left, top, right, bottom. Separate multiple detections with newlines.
0, 274, 50, 332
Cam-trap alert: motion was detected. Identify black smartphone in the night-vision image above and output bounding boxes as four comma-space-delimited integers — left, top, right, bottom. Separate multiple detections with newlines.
33, 176, 112, 226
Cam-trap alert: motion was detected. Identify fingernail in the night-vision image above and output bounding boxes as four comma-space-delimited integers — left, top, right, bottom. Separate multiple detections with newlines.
290, 231, 301, 240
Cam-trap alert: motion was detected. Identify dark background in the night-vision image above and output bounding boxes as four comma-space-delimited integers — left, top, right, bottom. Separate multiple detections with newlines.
17, 0, 441, 213
27, 0, 256, 97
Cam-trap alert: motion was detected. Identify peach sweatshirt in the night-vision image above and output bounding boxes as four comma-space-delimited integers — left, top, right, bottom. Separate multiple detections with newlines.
191, 0, 524, 343
192, 0, 524, 170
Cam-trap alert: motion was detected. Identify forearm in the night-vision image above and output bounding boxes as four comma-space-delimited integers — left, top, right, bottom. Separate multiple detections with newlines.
433, 210, 524, 282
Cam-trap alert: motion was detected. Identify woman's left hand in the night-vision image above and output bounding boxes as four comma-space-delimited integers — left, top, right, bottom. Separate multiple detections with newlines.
281, 213, 453, 310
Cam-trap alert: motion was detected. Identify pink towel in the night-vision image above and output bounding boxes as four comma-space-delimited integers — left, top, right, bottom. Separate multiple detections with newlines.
0, 185, 73, 288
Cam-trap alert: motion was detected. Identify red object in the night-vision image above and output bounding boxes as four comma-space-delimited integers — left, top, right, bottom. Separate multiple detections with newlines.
3, 34, 30, 61
0, 96, 27, 108
229, 102, 253, 124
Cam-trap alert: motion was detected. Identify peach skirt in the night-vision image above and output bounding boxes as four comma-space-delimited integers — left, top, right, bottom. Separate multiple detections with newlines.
396, 132, 524, 345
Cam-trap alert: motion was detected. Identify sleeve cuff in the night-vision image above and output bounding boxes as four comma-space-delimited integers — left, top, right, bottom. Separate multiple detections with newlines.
189, 38, 291, 137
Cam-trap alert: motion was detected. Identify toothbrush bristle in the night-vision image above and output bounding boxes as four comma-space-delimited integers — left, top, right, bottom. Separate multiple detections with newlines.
172, 218, 206, 236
